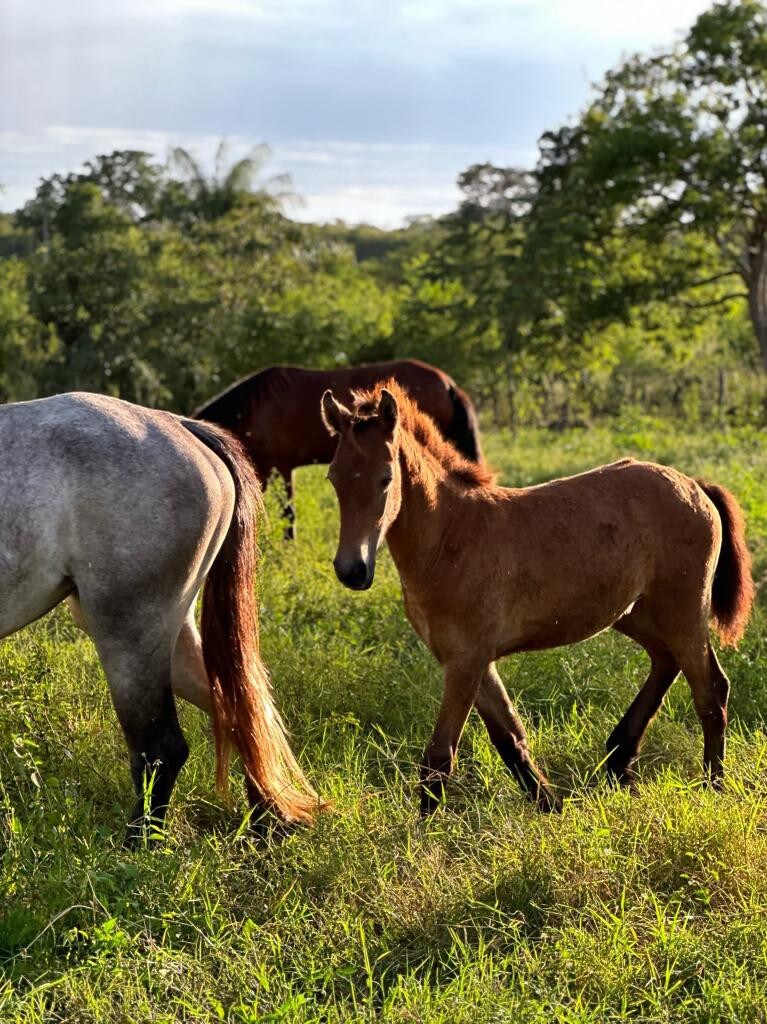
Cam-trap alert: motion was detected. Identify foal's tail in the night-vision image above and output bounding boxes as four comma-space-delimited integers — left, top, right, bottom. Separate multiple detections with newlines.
697, 480, 755, 648
444, 383, 484, 464
182, 419, 322, 825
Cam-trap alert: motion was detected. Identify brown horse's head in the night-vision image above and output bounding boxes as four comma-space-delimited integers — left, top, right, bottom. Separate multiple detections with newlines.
321, 387, 402, 590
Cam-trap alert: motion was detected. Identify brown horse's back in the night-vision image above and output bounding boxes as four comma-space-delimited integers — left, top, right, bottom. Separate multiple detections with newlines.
194, 360, 481, 481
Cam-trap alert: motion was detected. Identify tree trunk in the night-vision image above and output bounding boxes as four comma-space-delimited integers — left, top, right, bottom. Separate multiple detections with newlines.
506, 376, 518, 432
747, 236, 767, 373
716, 367, 726, 419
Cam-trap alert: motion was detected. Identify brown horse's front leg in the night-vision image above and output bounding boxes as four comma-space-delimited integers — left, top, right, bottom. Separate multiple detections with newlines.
474, 665, 561, 812
420, 660, 484, 814
281, 469, 296, 542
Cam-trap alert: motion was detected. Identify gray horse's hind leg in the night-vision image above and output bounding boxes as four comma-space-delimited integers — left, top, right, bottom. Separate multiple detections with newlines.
71, 592, 212, 713
0, 577, 73, 640
67, 593, 88, 631
75, 594, 191, 847
97, 631, 189, 848
172, 606, 213, 714
70, 594, 213, 716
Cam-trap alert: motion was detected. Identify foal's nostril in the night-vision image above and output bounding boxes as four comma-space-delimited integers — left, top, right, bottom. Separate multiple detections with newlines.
334, 558, 370, 590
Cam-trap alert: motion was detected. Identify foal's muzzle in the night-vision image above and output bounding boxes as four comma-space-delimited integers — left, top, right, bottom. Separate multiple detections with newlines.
333, 556, 374, 591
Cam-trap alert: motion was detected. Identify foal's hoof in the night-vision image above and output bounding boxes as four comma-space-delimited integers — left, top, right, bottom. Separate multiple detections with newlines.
419, 793, 442, 817
418, 773, 448, 815
123, 828, 142, 852
605, 748, 638, 786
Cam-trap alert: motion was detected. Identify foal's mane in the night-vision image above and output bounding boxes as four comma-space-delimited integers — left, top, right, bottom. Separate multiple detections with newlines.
351, 380, 495, 490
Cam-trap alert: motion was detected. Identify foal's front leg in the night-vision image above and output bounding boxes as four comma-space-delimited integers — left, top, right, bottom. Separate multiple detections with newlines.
420, 658, 485, 814
475, 664, 561, 812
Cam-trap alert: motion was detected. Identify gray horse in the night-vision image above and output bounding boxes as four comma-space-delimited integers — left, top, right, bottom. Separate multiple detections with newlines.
0, 392, 321, 844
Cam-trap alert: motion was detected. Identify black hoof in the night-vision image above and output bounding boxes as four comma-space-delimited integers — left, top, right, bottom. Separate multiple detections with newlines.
123, 817, 165, 850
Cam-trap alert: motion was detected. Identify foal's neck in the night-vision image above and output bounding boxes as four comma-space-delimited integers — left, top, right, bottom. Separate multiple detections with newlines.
385, 442, 467, 583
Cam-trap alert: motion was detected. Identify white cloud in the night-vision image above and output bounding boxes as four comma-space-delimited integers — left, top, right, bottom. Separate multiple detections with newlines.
0, 0, 715, 224
0, 125, 534, 225
126, 0, 709, 47
278, 140, 536, 225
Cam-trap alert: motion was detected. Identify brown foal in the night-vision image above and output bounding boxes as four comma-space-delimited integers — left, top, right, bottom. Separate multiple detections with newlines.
321, 381, 755, 814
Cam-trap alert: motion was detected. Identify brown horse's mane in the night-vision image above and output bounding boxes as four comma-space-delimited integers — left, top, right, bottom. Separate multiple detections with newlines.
192, 367, 293, 427
351, 380, 495, 491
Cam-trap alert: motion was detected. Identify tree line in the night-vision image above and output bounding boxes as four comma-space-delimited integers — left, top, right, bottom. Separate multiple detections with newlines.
1, 0, 765, 426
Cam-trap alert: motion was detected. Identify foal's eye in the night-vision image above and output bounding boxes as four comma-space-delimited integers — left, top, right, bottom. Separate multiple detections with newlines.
379, 475, 392, 490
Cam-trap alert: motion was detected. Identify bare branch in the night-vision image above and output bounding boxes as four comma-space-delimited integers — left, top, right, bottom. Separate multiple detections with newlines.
681, 292, 748, 310
686, 270, 743, 289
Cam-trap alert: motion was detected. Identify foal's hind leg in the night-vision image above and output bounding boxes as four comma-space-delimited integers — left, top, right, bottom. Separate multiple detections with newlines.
474, 664, 561, 812
607, 610, 680, 785
673, 639, 730, 788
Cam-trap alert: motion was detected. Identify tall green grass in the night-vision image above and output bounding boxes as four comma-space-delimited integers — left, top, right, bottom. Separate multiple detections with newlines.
2, 420, 767, 1022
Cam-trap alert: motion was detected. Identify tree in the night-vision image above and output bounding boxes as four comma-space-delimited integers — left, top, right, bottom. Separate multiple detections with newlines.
418, 163, 560, 419
78, 150, 164, 221
17, 151, 165, 242
25, 183, 164, 402
438, 163, 539, 345
532, 0, 767, 369
0, 258, 56, 401
164, 140, 293, 225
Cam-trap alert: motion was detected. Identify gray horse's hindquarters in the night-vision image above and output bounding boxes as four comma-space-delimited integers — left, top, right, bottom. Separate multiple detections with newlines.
0, 392, 231, 638
0, 392, 237, 840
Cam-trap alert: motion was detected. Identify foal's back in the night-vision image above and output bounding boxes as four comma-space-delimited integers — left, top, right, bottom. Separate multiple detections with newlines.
427, 458, 721, 656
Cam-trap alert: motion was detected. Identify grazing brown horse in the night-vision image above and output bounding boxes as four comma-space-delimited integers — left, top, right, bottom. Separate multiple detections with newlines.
0, 393, 321, 844
194, 359, 482, 537
321, 380, 754, 814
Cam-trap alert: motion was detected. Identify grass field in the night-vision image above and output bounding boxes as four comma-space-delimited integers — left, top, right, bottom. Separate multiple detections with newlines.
3, 417, 767, 1022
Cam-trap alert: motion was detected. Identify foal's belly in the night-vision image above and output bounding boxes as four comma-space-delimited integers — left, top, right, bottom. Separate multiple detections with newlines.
494, 579, 641, 657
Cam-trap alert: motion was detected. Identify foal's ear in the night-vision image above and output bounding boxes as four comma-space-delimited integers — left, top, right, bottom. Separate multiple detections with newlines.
321, 390, 352, 436
378, 388, 399, 434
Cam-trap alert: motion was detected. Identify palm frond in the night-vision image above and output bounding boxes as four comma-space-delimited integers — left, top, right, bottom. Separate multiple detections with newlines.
167, 147, 208, 197
223, 145, 273, 193
165, 139, 290, 218
214, 140, 230, 185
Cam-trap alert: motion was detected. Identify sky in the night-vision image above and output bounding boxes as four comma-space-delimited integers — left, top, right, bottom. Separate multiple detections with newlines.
0, 0, 712, 227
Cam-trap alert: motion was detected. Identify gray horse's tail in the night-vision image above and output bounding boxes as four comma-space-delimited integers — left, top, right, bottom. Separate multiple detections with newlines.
443, 384, 483, 463
182, 418, 323, 825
